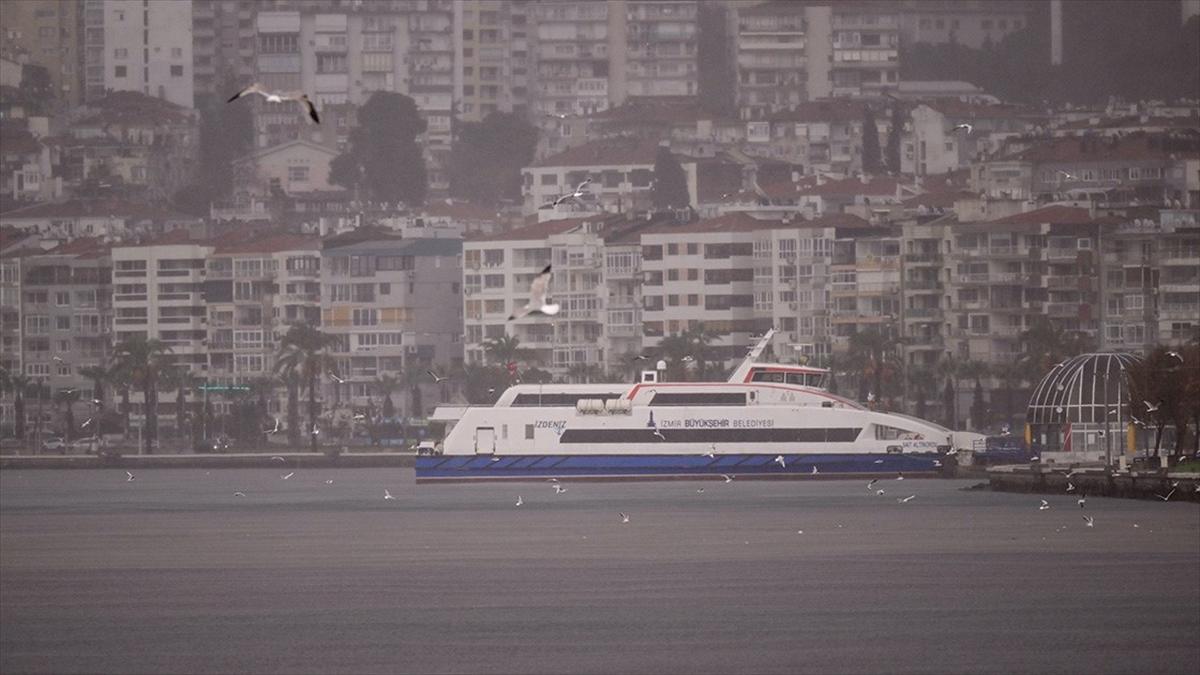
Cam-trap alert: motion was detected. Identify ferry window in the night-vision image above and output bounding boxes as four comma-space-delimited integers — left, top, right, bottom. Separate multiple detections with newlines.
875, 425, 912, 440
786, 373, 805, 385
502, 424, 508, 439
525, 424, 534, 439
751, 371, 785, 383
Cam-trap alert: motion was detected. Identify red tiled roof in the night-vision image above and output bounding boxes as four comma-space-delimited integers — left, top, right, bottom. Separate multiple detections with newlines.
466, 217, 587, 242
987, 205, 1095, 226
533, 137, 666, 168
0, 127, 41, 155
0, 198, 196, 221
212, 232, 319, 255
116, 227, 204, 248
423, 202, 501, 221
767, 99, 868, 124
796, 175, 906, 197
902, 191, 972, 209
74, 90, 193, 128
586, 97, 735, 126
999, 132, 1200, 163
1057, 114, 1200, 131
924, 98, 1038, 120
739, 0, 808, 17
642, 211, 780, 236
45, 236, 110, 259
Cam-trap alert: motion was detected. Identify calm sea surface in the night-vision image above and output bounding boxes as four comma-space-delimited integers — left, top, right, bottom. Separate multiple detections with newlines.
2, 469, 1198, 674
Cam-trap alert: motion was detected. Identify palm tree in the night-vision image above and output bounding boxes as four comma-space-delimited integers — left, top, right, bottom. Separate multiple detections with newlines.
275, 324, 339, 452
7, 373, 30, 442
566, 363, 604, 384
246, 376, 278, 449
1018, 315, 1095, 375
847, 329, 893, 405
482, 334, 533, 367
273, 369, 302, 447
161, 367, 198, 444
680, 324, 721, 379
657, 332, 698, 381
375, 374, 400, 421
79, 365, 108, 406
400, 363, 429, 421
105, 361, 134, 443
906, 366, 938, 420
992, 363, 1024, 433
957, 360, 991, 432
112, 336, 172, 454
54, 388, 81, 442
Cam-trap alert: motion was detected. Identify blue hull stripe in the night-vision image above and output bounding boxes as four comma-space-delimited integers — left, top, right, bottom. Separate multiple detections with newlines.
416, 453, 940, 481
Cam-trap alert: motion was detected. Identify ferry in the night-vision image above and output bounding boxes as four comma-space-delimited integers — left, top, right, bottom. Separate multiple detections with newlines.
417, 331, 983, 483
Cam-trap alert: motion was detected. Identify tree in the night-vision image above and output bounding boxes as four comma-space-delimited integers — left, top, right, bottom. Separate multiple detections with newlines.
885, 103, 905, 174
8, 373, 30, 441
906, 366, 938, 420
1126, 346, 1199, 459
448, 112, 539, 205
1018, 316, 1094, 375
460, 365, 510, 405
483, 335, 533, 368
112, 337, 172, 454
275, 324, 340, 452
847, 329, 893, 405
651, 144, 690, 209
332, 92, 428, 206
175, 85, 253, 215
54, 389, 81, 443
376, 374, 400, 421
956, 360, 991, 432
861, 106, 883, 175
79, 365, 108, 406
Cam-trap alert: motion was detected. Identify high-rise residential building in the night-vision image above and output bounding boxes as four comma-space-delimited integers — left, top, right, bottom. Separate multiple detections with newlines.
455, 0, 532, 122
320, 233, 463, 419
896, 1, 1031, 50
529, 1, 611, 117
616, 1, 699, 103
802, 2, 900, 100
734, 1, 807, 120
0, 0, 83, 107
83, 0, 194, 109
191, 0, 258, 105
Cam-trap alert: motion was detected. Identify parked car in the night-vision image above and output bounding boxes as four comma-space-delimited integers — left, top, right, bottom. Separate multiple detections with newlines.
41, 437, 66, 453
69, 437, 107, 454
415, 441, 441, 456
195, 435, 233, 454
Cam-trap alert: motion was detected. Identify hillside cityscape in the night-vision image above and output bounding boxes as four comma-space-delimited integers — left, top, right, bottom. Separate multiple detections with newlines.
1, 0, 1198, 455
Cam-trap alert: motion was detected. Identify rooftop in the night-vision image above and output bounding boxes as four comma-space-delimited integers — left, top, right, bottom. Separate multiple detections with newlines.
467, 217, 589, 242
997, 131, 1200, 163
532, 137, 666, 168
0, 198, 197, 222
74, 90, 194, 127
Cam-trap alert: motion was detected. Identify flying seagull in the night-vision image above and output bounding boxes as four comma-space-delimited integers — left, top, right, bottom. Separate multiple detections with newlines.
774, 455, 786, 468
508, 265, 560, 320
1077, 497, 1086, 508
722, 474, 734, 483
1083, 515, 1094, 528
427, 369, 448, 384
270, 456, 287, 463
329, 372, 345, 384
1166, 351, 1183, 363
234, 491, 246, 497
875, 489, 886, 496
619, 512, 630, 523
1156, 488, 1175, 501
703, 444, 716, 458
125, 471, 135, 482
281, 472, 294, 480
1056, 170, 1077, 180
896, 473, 905, 481
867, 479, 879, 491
325, 479, 334, 485
1066, 482, 1075, 493
696, 487, 705, 494
227, 83, 320, 123
538, 178, 592, 210
264, 417, 280, 434
952, 123, 973, 133
811, 465, 819, 475
384, 489, 395, 501
81, 417, 93, 429
553, 484, 567, 495
681, 355, 695, 363
1143, 400, 1160, 413
898, 495, 916, 503
652, 427, 666, 441
515, 495, 523, 507
1039, 499, 1051, 511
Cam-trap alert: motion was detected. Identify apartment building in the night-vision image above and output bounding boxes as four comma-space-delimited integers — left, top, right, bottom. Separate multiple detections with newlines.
320, 233, 463, 418
203, 233, 321, 391
192, 0, 257, 104
617, 1, 699, 102
456, 0, 532, 122
976, 132, 1199, 205
0, 199, 201, 242
521, 137, 697, 216
0, 0, 82, 106
529, 0, 611, 117
897, 0, 1031, 50
804, 2, 900, 99
83, 0, 194, 108
909, 100, 1041, 176
734, 0, 807, 121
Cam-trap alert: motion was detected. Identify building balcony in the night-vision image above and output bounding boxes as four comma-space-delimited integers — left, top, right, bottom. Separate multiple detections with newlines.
903, 307, 941, 319
1045, 302, 1080, 317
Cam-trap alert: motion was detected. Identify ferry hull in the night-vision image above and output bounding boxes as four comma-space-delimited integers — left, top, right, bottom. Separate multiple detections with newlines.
415, 452, 944, 483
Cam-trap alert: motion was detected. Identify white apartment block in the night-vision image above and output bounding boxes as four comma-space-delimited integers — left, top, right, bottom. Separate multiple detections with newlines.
616, 1, 699, 102
897, 0, 1030, 50
735, 1, 808, 120
192, 0, 257, 104
455, 0, 533, 122
320, 235, 463, 418
85, 0, 195, 108
530, 1, 611, 117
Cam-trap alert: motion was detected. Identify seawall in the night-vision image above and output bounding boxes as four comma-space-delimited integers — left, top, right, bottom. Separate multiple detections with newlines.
988, 465, 1200, 503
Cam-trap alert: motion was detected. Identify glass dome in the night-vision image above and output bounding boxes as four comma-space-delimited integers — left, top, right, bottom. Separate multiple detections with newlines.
1026, 352, 1142, 425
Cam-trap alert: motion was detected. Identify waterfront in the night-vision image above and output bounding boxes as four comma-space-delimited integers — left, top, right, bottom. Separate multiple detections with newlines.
2, 470, 1198, 674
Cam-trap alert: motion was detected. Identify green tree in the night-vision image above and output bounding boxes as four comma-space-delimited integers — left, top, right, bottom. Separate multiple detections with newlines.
329, 152, 363, 195
1126, 345, 1199, 459
376, 374, 400, 421
847, 329, 893, 405
112, 336, 172, 454
862, 106, 883, 175
1018, 316, 1094, 376
275, 324, 340, 452
54, 388, 81, 443
483, 335, 533, 368
906, 366, 938, 420
886, 103, 905, 174
79, 365, 108, 406
651, 144, 690, 209
332, 92, 428, 206
7, 373, 30, 440
448, 112, 539, 205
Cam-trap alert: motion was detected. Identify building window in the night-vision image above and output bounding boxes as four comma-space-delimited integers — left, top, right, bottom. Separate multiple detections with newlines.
114, 48, 128, 59
287, 166, 309, 182
170, 65, 184, 77
171, 47, 182, 58
115, 65, 127, 78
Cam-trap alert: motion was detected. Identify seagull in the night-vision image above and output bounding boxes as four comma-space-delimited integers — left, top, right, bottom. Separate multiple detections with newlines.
952, 123, 973, 133
325, 479, 334, 485
125, 471, 135, 482
696, 488, 705, 494
774, 455, 786, 468
227, 83, 320, 123
620, 512, 630, 523
1143, 400, 1160, 413
427, 369, 448, 384
811, 465, 819, 475
92, 398, 103, 406
1083, 515, 1094, 528
722, 474, 734, 483
1039, 499, 1050, 511
873, 459, 885, 464
539, 179, 592, 209
508, 265, 560, 320
1077, 497, 1086, 508
81, 417, 93, 429
876, 489, 886, 496
553, 484, 567, 494
867, 479, 878, 490
352, 414, 366, 421
1056, 170, 1077, 180
515, 495, 523, 507
703, 444, 716, 458
652, 427, 666, 441
270, 456, 287, 464
898, 495, 916, 503
281, 472, 294, 480
681, 355, 695, 363
1156, 488, 1175, 501
329, 372, 345, 384
384, 489, 395, 500
264, 417, 280, 434
544, 111, 570, 120
1066, 482, 1075, 492
1166, 351, 1183, 363
233, 491, 245, 497
896, 473, 905, 481
311, 423, 320, 436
